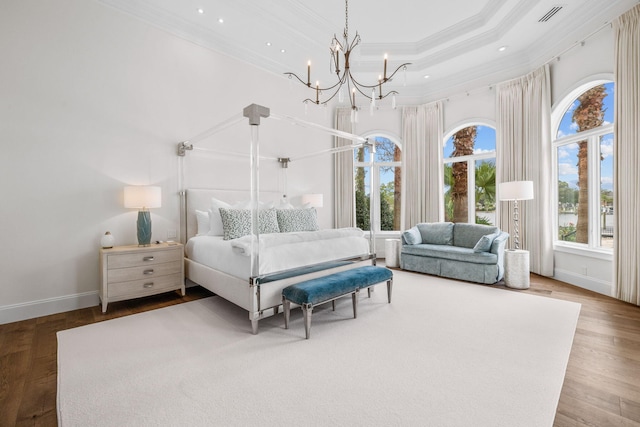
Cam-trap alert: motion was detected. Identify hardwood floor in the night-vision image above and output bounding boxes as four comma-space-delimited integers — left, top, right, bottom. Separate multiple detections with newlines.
1, 277, 639, 426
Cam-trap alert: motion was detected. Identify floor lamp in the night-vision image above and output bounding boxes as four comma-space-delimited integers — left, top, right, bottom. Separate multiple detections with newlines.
499, 180, 533, 289
499, 181, 534, 250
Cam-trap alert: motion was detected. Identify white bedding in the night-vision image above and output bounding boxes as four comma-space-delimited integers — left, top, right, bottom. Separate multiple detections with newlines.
185, 228, 370, 280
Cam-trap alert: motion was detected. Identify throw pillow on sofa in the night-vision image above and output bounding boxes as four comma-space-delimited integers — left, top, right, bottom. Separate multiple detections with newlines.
472, 232, 500, 253
402, 226, 422, 245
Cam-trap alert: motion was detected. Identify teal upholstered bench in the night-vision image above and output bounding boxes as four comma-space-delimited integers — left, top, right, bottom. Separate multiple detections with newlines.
282, 265, 393, 339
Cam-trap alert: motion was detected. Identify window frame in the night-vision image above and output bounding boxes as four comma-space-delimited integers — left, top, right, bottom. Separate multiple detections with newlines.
551, 77, 614, 253
354, 132, 403, 234
442, 121, 497, 224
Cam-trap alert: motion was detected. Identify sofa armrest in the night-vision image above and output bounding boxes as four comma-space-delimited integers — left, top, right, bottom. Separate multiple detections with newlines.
490, 231, 510, 281
490, 231, 509, 254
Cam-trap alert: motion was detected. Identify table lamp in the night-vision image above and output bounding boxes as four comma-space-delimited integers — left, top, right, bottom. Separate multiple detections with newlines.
499, 181, 533, 250
124, 186, 161, 246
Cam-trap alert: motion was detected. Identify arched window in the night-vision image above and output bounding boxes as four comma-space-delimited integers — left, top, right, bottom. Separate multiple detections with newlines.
443, 124, 496, 224
354, 135, 402, 232
553, 80, 614, 249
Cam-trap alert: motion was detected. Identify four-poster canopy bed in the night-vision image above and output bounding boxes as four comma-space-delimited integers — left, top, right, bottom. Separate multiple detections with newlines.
178, 104, 378, 334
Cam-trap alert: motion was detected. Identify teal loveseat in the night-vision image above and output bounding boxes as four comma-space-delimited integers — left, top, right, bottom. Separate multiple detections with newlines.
400, 222, 509, 284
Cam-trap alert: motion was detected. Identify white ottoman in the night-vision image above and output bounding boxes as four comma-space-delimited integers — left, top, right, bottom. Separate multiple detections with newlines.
385, 239, 401, 268
504, 249, 530, 289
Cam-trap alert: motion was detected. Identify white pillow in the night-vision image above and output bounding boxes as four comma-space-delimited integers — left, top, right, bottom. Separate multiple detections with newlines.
208, 197, 232, 236
195, 210, 210, 236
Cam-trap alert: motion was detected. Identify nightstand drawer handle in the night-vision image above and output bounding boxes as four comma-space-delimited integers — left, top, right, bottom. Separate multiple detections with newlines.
143, 282, 154, 288
143, 269, 154, 275
143, 256, 155, 261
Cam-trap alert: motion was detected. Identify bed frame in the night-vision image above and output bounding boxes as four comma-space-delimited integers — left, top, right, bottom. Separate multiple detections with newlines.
182, 188, 374, 334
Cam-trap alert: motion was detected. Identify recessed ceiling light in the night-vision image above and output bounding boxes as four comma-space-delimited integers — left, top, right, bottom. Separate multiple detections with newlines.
498, 46, 508, 52
218, 18, 224, 24
424, 75, 430, 79
197, 8, 204, 14
280, 49, 286, 53
266, 42, 272, 47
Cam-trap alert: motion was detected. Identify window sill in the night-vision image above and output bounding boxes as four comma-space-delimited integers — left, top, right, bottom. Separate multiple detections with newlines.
553, 242, 613, 261
364, 231, 402, 238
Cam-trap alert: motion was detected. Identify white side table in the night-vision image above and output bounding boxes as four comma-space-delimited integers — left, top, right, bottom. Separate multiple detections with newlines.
385, 239, 401, 268
504, 249, 530, 289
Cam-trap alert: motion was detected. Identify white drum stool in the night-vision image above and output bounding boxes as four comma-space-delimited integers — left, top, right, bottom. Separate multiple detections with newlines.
385, 238, 401, 268
504, 249, 530, 289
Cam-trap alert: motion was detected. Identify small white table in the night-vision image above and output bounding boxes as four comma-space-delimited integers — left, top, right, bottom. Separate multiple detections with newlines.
385, 239, 401, 268
504, 249, 530, 289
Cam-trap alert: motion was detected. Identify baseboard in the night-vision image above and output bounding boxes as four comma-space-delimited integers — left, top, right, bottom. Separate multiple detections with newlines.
553, 268, 613, 297
0, 291, 100, 325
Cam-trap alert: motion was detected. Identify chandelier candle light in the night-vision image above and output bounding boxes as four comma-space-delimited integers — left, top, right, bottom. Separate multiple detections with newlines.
285, 0, 410, 112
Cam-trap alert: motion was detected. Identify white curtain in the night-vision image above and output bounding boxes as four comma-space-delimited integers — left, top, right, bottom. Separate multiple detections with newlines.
334, 107, 355, 228
613, 4, 640, 305
496, 65, 554, 277
402, 102, 443, 227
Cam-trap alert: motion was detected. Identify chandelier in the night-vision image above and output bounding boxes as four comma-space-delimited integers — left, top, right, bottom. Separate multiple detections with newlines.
284, 0, 410, 111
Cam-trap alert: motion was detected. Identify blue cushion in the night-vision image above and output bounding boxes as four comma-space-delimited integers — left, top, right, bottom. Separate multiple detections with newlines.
402, 244, 498, 265
282, 266, 393, 306
473, 232, 500, 253
402, 226, 422, 245
453, 223, 499, 249
416, 222, 454, 245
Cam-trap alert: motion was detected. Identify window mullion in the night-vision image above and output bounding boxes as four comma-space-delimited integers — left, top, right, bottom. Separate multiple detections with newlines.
588, 134, 601, 248
468, 161, 476, 223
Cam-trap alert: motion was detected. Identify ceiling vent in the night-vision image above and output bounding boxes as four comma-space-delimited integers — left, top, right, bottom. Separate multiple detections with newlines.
538, 6, 563, 22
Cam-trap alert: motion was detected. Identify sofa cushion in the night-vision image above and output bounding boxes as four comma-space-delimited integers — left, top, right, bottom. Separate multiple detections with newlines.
402, 226, 422, 245
416, 222, 454, 245
453, 223, 499, 249
402, 244, 498, 265
473, 232, 500, 253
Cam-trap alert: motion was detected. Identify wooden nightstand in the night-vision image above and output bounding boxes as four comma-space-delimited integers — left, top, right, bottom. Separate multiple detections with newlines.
99, 242, 185, 313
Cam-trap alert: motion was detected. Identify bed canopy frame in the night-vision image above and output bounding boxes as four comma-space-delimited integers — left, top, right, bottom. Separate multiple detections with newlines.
177, 103, 378, 280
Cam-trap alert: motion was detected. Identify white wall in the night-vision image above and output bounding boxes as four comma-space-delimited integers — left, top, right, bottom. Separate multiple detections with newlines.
0, 0, 334, 323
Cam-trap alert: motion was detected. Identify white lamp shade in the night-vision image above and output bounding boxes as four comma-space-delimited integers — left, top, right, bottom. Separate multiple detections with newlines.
124, 186, 162, 209
302, 193, 323, 208
499, 181, 534, 201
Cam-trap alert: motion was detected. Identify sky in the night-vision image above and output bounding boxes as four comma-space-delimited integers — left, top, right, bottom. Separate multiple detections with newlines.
556, 82, 614, 191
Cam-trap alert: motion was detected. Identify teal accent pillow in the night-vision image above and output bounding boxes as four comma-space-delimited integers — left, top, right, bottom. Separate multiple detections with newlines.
473, 232, 500, 253
219, 208, 280, 240
276, 208, 319, 233
402, 227, 422, 245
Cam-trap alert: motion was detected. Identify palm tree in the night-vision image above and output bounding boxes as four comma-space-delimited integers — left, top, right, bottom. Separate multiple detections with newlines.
475, 161, 496, 210
572, 85, 606, 243
451, 126, 476, 223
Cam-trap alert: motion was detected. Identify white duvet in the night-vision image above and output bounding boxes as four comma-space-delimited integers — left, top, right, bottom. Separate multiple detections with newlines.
185, 228, 370, 280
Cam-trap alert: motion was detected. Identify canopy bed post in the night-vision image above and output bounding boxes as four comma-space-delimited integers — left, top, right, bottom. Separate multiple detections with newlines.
243, 104, 270, 280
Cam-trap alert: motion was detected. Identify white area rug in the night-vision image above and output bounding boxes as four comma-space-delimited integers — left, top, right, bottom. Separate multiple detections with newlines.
57, 270, 580, 427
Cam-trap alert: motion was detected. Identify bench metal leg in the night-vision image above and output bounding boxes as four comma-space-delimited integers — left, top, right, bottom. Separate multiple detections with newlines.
387, 279, 393, 303
303, 303, 313, 339
283, 296, 291, 329
367, 287, 372, 298
332, 300, 336, 311
352, 289, 359, 319
251, 319, 259, 335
